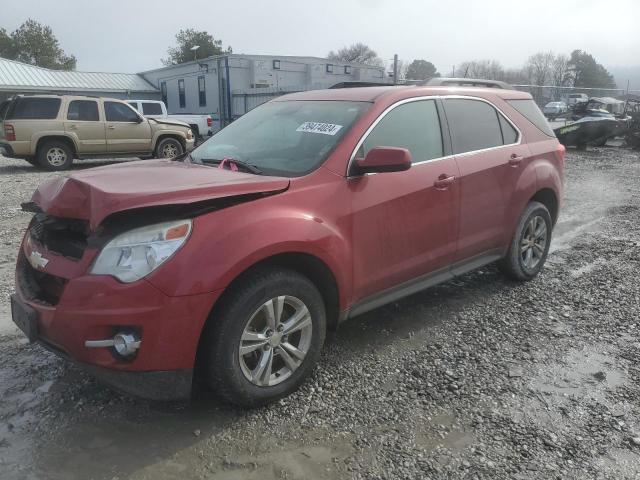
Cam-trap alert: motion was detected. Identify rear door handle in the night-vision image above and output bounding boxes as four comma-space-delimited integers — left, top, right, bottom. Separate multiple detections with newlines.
107, 125, 115, 130
434, 174, 456, 190
509, 154, 524, 166
68, 124, 77, 130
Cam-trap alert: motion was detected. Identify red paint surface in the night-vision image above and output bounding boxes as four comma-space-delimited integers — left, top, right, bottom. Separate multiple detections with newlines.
17, 86, 563, 374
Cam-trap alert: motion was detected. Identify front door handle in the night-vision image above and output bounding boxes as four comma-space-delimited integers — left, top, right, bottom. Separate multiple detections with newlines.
434, 174, 456, 190
107, 125, 115, 130
509, 154, 524, 166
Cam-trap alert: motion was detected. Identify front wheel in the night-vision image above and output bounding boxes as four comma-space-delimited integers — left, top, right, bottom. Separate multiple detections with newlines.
155, 137, 183, 159
200, 267, 327, 407
499, 201, 552, 281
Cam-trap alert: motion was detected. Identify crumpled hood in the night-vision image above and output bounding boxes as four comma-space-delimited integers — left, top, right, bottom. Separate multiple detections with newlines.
31, 159, 290, 230
149, 117, 190, 128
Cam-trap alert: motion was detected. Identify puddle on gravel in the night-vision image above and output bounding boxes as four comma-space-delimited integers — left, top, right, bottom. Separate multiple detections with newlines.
532, 347, 627, 404
414, 413, 475, 453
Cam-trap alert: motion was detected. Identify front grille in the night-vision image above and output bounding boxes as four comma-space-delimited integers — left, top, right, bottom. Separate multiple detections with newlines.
17, 253, 67, 306
29, 213, 89, 260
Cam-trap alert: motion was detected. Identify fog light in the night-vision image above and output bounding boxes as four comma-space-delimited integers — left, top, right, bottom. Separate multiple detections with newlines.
85, 332, 141, 357
113, 333, 141, 356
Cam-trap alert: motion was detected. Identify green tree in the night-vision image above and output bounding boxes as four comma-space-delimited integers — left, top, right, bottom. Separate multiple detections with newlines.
327, 43, 384, 67
0, 28, 15, 58
405, 59, 440, 80
164, 29, 232, 65
568, 50, 616, 88
9, 19, 76, 70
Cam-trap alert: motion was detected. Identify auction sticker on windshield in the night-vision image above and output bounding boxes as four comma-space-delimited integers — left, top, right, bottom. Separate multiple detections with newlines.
296, 122, 343, 135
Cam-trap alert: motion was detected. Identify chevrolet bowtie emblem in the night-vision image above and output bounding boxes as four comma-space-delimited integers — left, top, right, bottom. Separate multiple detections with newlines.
28, 250, 49, 270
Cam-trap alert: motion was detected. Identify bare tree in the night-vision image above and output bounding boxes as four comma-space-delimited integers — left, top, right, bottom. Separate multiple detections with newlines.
455, 60, 505, 81
524, 52, 555, 85
327, 43, 384, 67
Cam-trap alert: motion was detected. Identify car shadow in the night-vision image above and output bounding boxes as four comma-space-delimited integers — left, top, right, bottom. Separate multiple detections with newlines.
21, 265, 519, 479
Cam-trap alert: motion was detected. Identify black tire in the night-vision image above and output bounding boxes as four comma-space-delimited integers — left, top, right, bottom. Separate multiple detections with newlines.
200, 267, 327, 407
499, 201, 553, 281
155, 137, 183, 159
37, 140, 74, 171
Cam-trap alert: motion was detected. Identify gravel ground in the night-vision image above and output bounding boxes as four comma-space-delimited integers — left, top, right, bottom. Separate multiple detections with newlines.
1, 148, 640, 480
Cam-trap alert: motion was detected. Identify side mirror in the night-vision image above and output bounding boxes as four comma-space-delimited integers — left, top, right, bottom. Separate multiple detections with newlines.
354, 146, 412, 175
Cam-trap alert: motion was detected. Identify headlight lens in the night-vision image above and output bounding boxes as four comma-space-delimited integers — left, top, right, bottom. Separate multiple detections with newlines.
186, 129, 193, 140
90, 220, 192, 283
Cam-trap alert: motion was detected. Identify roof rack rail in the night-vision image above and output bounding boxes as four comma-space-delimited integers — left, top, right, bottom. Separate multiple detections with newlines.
423, 77, 513, 89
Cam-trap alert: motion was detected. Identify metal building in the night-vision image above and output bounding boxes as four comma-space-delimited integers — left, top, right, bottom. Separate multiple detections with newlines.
140, 54, 390, 128
0, 57, 159, 102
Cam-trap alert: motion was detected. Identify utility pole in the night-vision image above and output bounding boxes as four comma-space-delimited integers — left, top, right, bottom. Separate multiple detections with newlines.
393, 54, 398, 85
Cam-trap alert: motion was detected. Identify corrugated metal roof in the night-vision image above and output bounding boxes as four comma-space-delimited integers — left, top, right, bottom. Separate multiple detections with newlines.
0, 57, 158, 93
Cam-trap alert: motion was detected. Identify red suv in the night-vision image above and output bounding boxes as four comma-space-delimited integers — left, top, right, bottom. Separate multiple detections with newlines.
11, 83, 564, 406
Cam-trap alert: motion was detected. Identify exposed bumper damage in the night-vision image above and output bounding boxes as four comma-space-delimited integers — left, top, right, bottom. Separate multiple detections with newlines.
11, 159, 291, 400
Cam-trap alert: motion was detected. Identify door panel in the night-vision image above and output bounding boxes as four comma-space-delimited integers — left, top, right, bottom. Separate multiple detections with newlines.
350, 159, 460, 302
64, 99, 105, 154
106, 122, 152, 153
453, 144, 530, 261
104, 101, 152, 153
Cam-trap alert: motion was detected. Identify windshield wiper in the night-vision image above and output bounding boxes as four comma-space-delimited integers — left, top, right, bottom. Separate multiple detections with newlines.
198, 158, 263, 175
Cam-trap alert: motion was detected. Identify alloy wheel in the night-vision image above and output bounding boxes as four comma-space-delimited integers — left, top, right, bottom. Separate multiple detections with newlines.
161, 143, 178, 158
239, 295, 313, 387
520, 215, 547, 269
46, 147, 68, 167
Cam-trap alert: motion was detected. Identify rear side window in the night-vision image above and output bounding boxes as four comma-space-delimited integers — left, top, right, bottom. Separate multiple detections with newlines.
444, 99, 504, 154
6, 97, 61, 120
498, 115, 518, 144
142, 102, 163, 115
359, 100, 443, 163
67, 100, 99, 121
507, 99, 555, 137
0, 100, 9, 119
105, 101, 140, 122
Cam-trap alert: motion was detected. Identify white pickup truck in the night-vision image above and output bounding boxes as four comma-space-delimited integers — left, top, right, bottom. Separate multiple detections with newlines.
127, 100, 216, 139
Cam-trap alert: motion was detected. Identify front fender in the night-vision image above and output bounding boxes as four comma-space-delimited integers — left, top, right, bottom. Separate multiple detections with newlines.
146, 205, 352, 308
152, 129, 187, 146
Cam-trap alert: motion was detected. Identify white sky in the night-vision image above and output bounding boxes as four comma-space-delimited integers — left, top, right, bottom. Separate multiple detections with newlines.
2, 0, 639, 74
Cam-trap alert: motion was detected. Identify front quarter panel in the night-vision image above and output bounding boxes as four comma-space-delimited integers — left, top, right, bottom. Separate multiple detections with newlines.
145, 169, 352, 308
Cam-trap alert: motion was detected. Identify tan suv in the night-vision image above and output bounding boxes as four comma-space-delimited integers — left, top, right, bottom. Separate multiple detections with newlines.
0, 95, 195, 170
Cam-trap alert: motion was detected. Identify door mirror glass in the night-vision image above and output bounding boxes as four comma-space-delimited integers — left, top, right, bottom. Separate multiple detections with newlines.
354, 146, 412, 174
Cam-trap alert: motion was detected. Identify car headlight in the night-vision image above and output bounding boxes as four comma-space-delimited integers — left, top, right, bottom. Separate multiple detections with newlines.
186, 129, 193, 140
90, 220, 192, 283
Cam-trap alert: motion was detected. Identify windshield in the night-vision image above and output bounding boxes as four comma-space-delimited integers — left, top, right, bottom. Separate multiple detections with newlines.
190, 100, 369, 177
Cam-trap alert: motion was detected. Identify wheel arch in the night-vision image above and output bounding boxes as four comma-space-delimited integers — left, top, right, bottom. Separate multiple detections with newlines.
154, 133, 187, 152
203, 251, 341, 333
35, 135, 78, 156
530, 188, 559, 225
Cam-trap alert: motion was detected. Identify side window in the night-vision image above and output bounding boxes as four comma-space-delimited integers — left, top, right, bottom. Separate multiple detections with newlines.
127, 102, 140, 111
6, 97, 61, 120
198, 76, 206, 107
67, 100, 99, 121
178, 79, 186, 108
359, 100, 443, 164
141, 102, 163, 115
160, 81, 168, 106
104, 101, 141, 122
444, 99, 503, 154
498, 114, 518, 144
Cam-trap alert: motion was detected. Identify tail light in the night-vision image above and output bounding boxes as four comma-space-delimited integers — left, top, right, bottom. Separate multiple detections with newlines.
206, 117, 213, 127
4, 124, 15, 141
555, 143, 566, 166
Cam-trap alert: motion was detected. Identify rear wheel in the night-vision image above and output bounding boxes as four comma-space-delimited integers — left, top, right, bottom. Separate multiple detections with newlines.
37, 141, 73, 171
155, 137, 183, 159
200, 267, 326, 407
499, 201, 552, 281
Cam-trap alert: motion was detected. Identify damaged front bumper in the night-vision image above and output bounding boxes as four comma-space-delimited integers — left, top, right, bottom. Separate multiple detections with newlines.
12, 231, 221, 401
